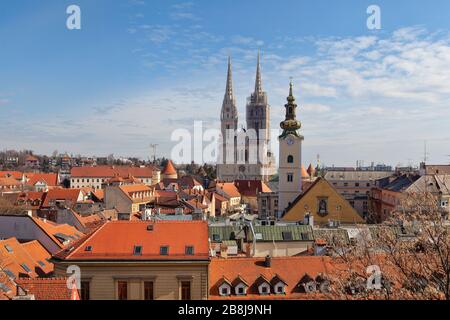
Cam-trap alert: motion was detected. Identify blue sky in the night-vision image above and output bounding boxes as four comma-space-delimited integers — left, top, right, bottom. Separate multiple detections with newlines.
1, 0, 450, 167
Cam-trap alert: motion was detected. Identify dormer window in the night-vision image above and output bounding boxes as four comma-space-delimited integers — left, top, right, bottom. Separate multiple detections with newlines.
133, 245, 143, 256
220, 286, 231, 296
256, 275, 271, 295
160, 246, 169, 256
218, 278, 232, 297
258, 282, 271, 295
235, 284, 247, 296
233, 276, 249, 296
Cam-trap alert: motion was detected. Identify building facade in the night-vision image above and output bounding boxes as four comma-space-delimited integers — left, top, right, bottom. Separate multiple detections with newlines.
52, 221, 210, 300
278, 82, 304, 216
217, 53, 276, 182
70, 166, 160, 190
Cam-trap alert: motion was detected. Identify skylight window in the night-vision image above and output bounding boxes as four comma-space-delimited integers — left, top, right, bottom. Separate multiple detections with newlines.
21, 263, 31, 273
85, 246, 93, 252
0, 283, 10, 293
160, 246, 169, 256
4, 244, 13, 253
185, 246, 194, 256
133, 245, 143, 256
3, 269, 15, 279
37, 260, 46, 267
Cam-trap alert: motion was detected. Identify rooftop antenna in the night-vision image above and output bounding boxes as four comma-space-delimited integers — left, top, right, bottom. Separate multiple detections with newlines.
423, 140, 429, 163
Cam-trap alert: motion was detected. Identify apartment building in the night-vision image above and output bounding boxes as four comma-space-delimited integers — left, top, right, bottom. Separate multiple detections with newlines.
70, 166, 160, 190
324, 170, 392, 217
52, 220, 210, 300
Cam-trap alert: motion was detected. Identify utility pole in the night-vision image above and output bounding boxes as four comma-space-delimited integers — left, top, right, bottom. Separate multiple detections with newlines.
150, 144, 158, 164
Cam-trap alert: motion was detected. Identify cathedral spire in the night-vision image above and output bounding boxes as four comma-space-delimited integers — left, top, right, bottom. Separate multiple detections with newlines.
225, 56, 233, 100
254, 50, 263, 95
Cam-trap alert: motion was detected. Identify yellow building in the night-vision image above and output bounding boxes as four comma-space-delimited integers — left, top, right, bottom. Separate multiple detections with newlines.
282, 178, 365, 225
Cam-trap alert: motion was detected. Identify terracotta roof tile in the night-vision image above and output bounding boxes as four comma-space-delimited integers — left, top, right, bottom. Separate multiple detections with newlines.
209, 256, 331, 300
15, 278, 71, 300
54, 220, 209, 261
162, 160, 177, 176
26, 173, 59, 187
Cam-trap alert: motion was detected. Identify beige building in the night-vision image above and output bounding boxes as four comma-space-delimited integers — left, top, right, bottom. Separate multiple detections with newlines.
52, 221, 210, 300
70, 166, 160, 190
324, 170, 392, 217
104, 184, 154, 219
257, 192, 279, 220
282, 178, 365, 226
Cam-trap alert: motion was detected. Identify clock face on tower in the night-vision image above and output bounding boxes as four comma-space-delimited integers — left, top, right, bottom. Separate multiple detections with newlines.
286, 137, 295, 146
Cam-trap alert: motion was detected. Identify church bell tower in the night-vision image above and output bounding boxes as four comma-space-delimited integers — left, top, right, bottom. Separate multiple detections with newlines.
278, 81, 304, 217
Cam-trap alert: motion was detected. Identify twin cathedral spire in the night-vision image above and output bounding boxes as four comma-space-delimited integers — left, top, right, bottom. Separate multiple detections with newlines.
218, 52, 277, 182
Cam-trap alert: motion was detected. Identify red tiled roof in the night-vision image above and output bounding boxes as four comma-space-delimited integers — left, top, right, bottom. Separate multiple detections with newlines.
162, 160, 177, 176
54, 220, 209, 261
0, 238, 53, 284
0, 177, 21, 187
209, 256, 331, 300
216, 183, 241, 198
235, 180, 271, 197
31, 217, 85, 249
26, 173, 58, 187
0, 171, 23, 180
301, 165, 310, 179
15, 278, 71, 300
42, 189, 82, 207
71, 166, 155, 178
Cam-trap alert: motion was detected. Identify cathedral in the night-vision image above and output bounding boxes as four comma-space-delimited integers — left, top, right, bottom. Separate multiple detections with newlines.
216, 53, 277, 182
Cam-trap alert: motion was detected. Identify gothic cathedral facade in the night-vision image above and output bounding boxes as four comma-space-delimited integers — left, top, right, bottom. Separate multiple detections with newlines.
217, 53, 276, 182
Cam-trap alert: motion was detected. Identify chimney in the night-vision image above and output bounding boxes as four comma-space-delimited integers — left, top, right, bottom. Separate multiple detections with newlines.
264, 255, 272, 268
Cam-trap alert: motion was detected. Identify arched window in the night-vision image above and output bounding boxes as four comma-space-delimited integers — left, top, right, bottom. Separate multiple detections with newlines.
287, 155, 294, 163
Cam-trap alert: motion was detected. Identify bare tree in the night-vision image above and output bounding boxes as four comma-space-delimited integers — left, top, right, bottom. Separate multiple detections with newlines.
325, 191, 449, 300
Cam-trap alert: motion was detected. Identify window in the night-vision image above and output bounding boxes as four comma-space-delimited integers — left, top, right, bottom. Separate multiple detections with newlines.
37, 260, 45, 267
80, 281, 90, 300
160, 246, 169, 256
4, 245, 13, 253
355, 183, 360, 187
275, 284, 285, 294
237, 286, 245, 295
3, 269, 15, 279
118, 281, 128, 300
287, 155, 294, 163
282, 231, 293, 241
260, 285, 269, 295
144, 281, 154, 300
344, 182, 348, 187
85, 246, 93, 252
220, 286, 230, 296
133, 245, 143, 256
21, 263, 31, 273
181, 281, 191, 300
185, 246, 194, 256
287, 173, 293, 182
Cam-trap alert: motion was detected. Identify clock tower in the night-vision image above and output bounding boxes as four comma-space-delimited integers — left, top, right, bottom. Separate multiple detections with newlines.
278, 81, 304, 217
